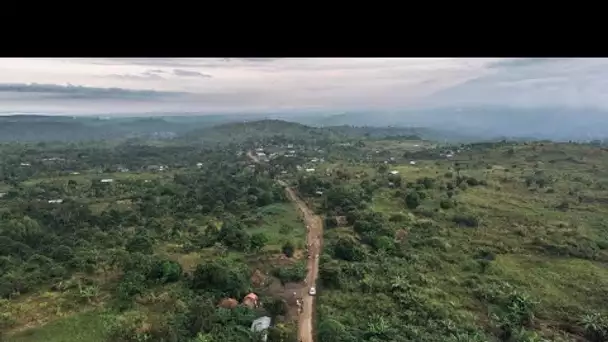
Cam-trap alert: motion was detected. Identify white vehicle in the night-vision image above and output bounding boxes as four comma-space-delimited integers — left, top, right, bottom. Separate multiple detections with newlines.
309, 287, 316, 296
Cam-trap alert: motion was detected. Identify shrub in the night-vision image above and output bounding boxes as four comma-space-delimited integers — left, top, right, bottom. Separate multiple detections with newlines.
440, 199, 455, 210
444, 171, 453, 178
417, 177, 436, 189
148, 260, 182, 284
580, 313, 608, 342
452, 213, 480, 227
333, 238, 366, 262
282, 241, 295, 258
191, 258, 251, 298
466, 177, 480, 186
389, 213, 408, 222
272, 262, 306, 285
405, 191, 421, 209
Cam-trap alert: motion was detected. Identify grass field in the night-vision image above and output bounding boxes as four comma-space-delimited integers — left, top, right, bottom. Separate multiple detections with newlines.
314, 141, 608, 341
9, 310, 110, 342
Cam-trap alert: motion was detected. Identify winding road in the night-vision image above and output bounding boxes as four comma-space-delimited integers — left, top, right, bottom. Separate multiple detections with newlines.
248, 151, 323, 342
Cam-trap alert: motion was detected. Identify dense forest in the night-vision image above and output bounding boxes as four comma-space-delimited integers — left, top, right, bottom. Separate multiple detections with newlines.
1, 119, 608, 342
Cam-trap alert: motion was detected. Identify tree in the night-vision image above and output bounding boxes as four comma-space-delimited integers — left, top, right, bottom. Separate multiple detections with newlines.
265, 297, 288, 317
148, 260, 182, 284
126, 235, 154, 254
250, 233, 268, 252
405, 191, 421, 209
282, 241, 295, 258
333, 238, 366, 262
191, 258, 251, 298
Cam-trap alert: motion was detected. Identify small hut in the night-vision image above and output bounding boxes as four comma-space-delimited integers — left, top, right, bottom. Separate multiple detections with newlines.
242, 293, 259, 309
218, 298, 239, 309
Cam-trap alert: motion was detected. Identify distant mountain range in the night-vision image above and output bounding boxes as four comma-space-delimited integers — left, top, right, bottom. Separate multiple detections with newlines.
0, 106, 606, 143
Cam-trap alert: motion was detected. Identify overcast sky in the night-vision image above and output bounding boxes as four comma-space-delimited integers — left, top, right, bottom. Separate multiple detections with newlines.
0, 58, 606, 115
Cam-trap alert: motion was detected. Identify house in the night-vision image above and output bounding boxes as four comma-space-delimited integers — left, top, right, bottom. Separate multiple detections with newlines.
242, 293, 259, 309
100, 179, 114, 183
71, 172, 81, 175
196, 162, 203, 168
251, 316, 271, 342
48, 199, 63, 204
287, 144, 294, 148
389, 170, 399, 175
410, 161, 417, 165
20, 162, 31, 166
218, 298, 239, 309
315, 190, 324, 196
0, 192, 6, 198
118, 167, 130, 173
305, 168, 315, 173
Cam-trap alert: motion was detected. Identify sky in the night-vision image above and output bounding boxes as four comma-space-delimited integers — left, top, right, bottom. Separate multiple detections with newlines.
0, 58, 606, 115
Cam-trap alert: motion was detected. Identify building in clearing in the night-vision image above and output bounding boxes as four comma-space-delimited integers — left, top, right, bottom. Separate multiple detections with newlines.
305, 168, 315, 173
410, 161, 417, 165
48, 199, 63, 204
100, 179, 114, 183
196, 162, 203, 168
389, 170, 399, 175
251, 316, 271, 342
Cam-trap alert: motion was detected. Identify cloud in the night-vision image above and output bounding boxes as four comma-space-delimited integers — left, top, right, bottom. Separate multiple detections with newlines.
0, 82, 185, 100
3, 58, 606, 115
109, 70, 166, 81
417, 58, 608, 110
173, 69, 212, 78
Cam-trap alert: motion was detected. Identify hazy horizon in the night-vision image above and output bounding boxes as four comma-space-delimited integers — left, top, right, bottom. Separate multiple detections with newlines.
2, 58, 608, 116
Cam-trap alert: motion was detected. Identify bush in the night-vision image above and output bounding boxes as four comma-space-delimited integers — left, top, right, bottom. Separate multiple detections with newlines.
125, 235, 153, 254
272, 262, 306, 285
148, 260, 182, 284
417, 177, 436, 189
389, 213, 408, 223
324, 216, 338, 228
452, 213, 480, 227
250, 232, 269, 252
405, 191, 421, 209
265, 297, 288, 318
191, 258, 251, 298
440, 199, 455, 209
466, 177, 480, 186
580, 313, 608, 342
333, 238, 366, 262
282, 241, 295, 258
444, 171, 453, 178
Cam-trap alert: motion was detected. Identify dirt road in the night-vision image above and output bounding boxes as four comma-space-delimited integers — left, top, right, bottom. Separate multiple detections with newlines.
248, 151, 323, 342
